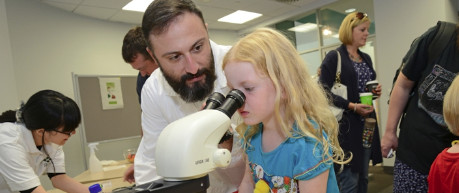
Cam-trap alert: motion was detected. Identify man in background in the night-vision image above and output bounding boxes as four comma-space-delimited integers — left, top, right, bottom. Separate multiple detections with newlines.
122, 26, 158, 103
121, 26, 158, 182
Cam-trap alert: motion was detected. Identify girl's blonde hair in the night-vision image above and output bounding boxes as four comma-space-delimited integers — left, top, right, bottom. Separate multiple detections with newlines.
223, 27, 348, 164
443, 76, 459, 136
338, 12, 371, 45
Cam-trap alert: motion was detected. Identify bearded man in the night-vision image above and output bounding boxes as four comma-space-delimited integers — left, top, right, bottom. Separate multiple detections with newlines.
122, 0, 245, 192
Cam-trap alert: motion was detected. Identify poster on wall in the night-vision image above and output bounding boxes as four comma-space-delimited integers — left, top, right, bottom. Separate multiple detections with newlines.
98, 77, 124, 110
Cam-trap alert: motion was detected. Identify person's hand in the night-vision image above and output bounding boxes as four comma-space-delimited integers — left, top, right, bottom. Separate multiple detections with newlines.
123, 165, 135, 184
354, 103, 373, 117
200, 101, 206, 110
218, 135, 233, 152
372, 84, 382, 99
381, 130, 398, 158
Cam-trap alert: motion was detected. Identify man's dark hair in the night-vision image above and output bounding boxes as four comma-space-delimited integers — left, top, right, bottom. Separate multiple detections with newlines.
122, 26, 153, 63
141, 0, 205, 50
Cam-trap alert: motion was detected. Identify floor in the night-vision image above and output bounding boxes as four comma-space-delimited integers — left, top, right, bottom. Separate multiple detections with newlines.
368, 165, 394, 193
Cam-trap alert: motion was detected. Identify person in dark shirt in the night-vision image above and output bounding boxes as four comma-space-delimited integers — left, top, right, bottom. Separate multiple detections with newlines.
122, 26, 158, 103
121, 26, 158, 183
381, 21, 459, 193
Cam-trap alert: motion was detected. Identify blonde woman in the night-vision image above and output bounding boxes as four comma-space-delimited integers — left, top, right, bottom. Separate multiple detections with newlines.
223, 28, 347, 193
319, 12, 382, 193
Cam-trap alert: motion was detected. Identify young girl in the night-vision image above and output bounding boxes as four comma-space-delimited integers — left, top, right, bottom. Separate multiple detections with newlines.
428, 75, 459, 193
223, 28, 347, 193
0, 90, 89, 193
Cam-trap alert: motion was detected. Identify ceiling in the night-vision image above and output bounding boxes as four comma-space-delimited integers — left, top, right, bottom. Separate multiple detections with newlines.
36, 0, 373, 33
35, 0, 345, 32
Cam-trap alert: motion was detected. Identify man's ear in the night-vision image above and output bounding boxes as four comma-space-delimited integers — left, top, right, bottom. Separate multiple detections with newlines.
146, 47, 153, 58
146, 47, 159, 65
36, 128, 45, 135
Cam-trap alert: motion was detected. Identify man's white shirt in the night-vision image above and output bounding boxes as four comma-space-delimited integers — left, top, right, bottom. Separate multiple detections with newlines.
134, 40, 245, 193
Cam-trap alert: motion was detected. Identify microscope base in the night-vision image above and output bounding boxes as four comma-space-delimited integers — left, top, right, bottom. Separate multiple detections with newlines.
114, 175, 209, 193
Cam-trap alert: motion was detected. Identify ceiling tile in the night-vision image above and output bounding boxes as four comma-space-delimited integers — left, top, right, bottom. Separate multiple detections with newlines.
41, 0, 83, 3
81, 0, 131, 9
41, 0, 79, 11
198, 4, 234, 21
73, 5, 118, 20
110, 10, 144, 25
36, 0, 376, 33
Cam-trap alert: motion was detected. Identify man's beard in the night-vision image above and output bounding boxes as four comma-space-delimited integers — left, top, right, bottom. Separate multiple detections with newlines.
161, 55, 216, 103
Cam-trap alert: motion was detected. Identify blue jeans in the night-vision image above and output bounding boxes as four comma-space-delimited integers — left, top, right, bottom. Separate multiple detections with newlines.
336, 148, 371, 193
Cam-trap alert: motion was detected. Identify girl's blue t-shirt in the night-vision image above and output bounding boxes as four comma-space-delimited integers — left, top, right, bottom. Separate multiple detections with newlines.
245, 123, 339, 193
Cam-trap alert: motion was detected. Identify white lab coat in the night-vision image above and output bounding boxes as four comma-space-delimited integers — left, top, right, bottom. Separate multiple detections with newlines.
0, 122, 65, 193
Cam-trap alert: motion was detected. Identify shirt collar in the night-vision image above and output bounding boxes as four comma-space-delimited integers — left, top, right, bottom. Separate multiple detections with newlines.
20, 123, 61, 155
20, 124, 42, 154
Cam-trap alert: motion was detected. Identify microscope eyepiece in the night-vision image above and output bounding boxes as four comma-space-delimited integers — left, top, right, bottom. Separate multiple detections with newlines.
203, 92, 225, 110
217, 89, 246, 118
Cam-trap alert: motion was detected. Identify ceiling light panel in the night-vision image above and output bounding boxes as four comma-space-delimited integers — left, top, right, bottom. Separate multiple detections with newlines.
218, 10, 262, 24
122, 0, 154, 12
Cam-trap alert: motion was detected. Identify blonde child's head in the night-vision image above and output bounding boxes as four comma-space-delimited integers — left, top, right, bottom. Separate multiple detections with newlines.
443, 75, 459, 136
223, 27, 347, 164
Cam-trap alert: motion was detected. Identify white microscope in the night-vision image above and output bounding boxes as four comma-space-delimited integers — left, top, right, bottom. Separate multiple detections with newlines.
122, 89, 245, 193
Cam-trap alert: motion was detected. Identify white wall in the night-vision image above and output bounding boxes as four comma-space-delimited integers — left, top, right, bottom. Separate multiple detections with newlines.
373, 0, 458, 167
0, 0, 18, 111
1, 0, 239, 190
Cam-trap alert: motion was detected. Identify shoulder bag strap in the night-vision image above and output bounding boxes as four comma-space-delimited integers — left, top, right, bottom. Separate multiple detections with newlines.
335, 50, 342, 83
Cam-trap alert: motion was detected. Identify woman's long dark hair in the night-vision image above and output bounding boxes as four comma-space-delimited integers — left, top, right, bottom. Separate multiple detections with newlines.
0, 90, 81, 172
0, 110, 16, 123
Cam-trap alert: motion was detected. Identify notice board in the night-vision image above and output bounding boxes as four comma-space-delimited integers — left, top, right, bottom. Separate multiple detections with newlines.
73, 74, 141, 143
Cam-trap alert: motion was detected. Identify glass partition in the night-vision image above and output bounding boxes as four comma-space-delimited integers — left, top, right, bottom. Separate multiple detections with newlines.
300, 50, 321, 75
272, 0, 376, 76
319, 8, 345, 47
